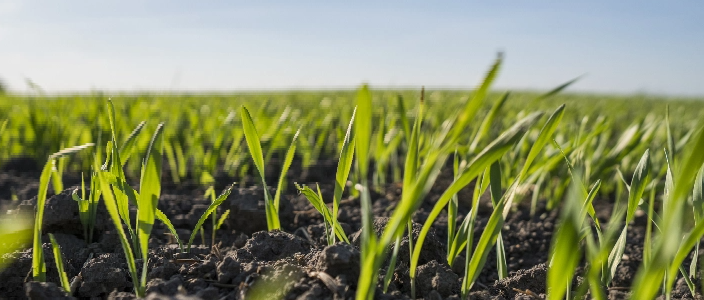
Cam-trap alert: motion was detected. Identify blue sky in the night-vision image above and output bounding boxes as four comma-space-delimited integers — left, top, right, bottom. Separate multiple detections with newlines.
1, 1, 702, 95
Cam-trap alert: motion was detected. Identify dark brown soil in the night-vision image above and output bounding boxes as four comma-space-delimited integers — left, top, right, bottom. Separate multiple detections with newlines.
0, 157, 700, 300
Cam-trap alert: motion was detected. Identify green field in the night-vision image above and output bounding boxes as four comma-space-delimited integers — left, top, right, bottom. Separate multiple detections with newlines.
1, 59, 704, 299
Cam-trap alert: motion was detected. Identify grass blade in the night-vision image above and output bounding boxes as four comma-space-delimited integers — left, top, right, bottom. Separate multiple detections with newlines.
156, 209, 183, 252
216, 209, 231, 230
627, 149, 651, 223
119, 121, 146, 166
48, 233, 71, 293
448, 169, 490, 266
240, 106, 266, 182
355, 85, 373, 179
448, 53, 502, 143
32, 160, 53, 281
295, 184, 349, 243
396, 95, 410, 139
241, 105, 279, 230
534, 76, 582, 101
489, 162, 508, 280
355, 84, 376, 300
462, 192, 507, 295
631, 125, 704, 299
412, 113, 540, 286
447, 150, 460, 257
547, 178, 584, 300
137, 123, 165, 288
383, 236, 402, 293
666, 105, 676, 165
274, 129, 300, 212
469, 92, 509, 153
334, 109, 356, 244
519, 104, 565, 182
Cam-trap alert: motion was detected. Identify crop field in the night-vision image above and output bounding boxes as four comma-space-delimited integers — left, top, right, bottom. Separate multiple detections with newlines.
2, 58, 704, 300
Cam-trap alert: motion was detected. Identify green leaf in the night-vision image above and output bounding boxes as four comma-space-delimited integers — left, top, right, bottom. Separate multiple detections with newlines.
383, 236, 402, 293
519, 104, 565, 182
396, 95, 410, 139
156, 209, 183, 252
631, 125, 704, 299
240, 106, 266, 183
463, 193, 507, 295
666, 105, 676, 166
188, 185, 234, 251
412, 113, 540, 281
334, 110, 356, 244
51, 161, 63, 196
448, 169, 490, 266
98, 170, 140, 296
354, 84, 376, 300
119, 121, 146, 166
106, 102, 139, 251
448, 53, 502, 143
555, 142, 601, 231
240, 105, 278, 230
355, 85, 373, 179
626, 149, 650, 223
469, 92, 509, 153
295, 184, 349, 243
534, 76, 582, 101
547, 179, 584, 300
489, 161, 508, 279
604, 227, 628, 286
48, 233, 71, 293
216, 209, 231, 230
32, 160, 52, 281
447, 150, 460, 257
696, 166, 704, 215
274, 129, 300, 212
137, 123, 165, 286
581, 180, 602, 221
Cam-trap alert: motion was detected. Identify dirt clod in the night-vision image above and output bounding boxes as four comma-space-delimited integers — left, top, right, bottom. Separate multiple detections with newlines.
314, 243, 360, 279
231, 230, 311, 263
78, 253, 131, 298
24, 281, 75, 300
415, 260, 459, 298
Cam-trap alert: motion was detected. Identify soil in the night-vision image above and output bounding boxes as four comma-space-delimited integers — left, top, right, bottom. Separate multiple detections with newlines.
0, 156, 701, 300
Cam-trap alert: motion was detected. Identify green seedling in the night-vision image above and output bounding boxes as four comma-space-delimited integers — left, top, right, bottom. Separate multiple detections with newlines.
357, 55, 513, 300
33, 143, 95, 282
187, 185, 234, 251
136, 123, 165, 291
72, 170, 102, 243
97, 122, 165, 297
417, 104, 565, 297
631, 124, 704, 299
603, 149, 650, 286
295, 183, 349, 244
241, 105, 281, 231
96, 100, 174, 297
297, 107, 355, 244
547, 171, 597, 300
